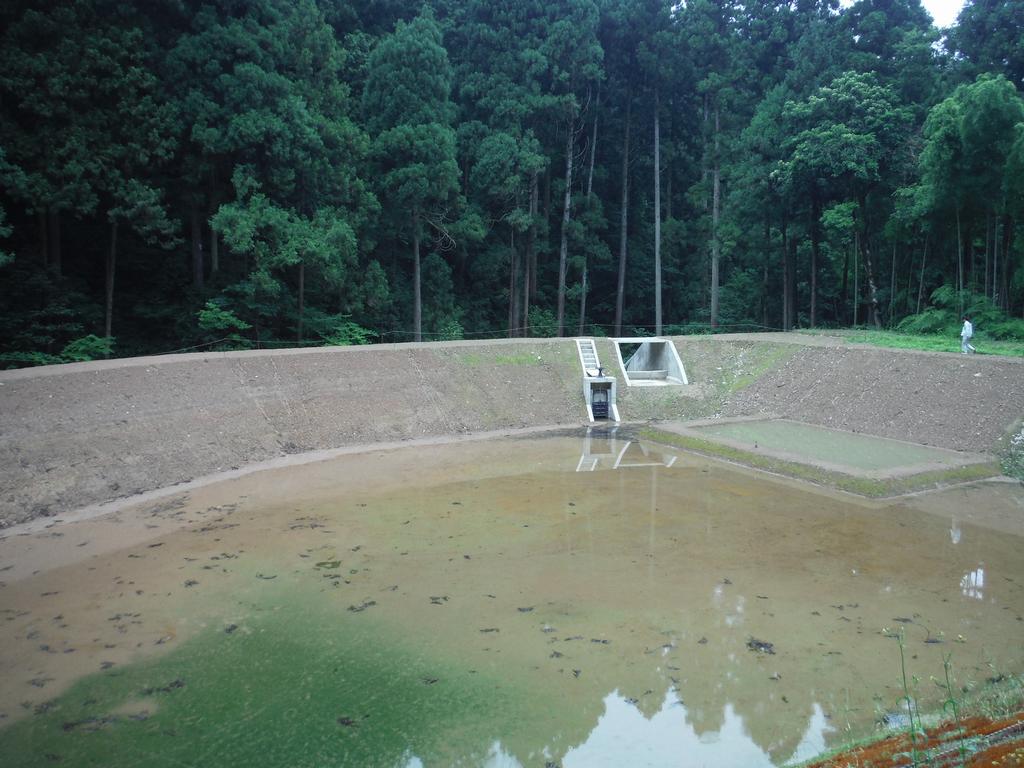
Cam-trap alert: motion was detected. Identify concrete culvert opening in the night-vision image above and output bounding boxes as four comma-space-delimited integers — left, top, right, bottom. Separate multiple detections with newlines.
613, 338, 688, 386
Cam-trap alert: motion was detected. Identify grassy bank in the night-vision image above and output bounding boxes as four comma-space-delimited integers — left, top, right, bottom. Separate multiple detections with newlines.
802, 329, 1024, 357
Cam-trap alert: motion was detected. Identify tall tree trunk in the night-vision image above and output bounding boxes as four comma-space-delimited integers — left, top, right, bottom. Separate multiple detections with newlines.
578, 262, 587, 337
840, 241, 850, 322
859, 197, 882, 329
556, 125, 575, 337
781, 216, 791, 331
190, 206, 204, 290
47, 207, 61, 278
577, 88, 599, 339
993, 215, 999, 307
904, 247, 913, 315
413, 212, 422, 343
865, 241, 883, 328
809, 187, 820, 327
665, 173, 672, 222
297, 261, 305, 343
762, 215, 770, 327
788, 222, 797, 329
105, 220, 118, 341
210, 228, 219, 275
38, 210, 48, 268
710, 106, 721, 330
853, 232, 859, 326
614, 92, 632, 337
956, 207, 964, 318
701, 93, 709, 212
889, 242, 896, 325
984, 213, 991, 298
209, 172, 221, 275
524, 173, 538, 335
1001, 214, 1013, 311
917, 236, 928, 315
542, 168, 551, 233
587, 91, 599, 198
654, 87, 663, 336
508, 227, 517, 338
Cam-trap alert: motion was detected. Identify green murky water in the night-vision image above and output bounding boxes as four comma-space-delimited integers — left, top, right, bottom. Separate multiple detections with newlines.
0, 431, 1022, 767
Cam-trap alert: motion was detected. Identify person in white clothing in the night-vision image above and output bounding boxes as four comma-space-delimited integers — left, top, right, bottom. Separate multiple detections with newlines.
961, 316, 976, 354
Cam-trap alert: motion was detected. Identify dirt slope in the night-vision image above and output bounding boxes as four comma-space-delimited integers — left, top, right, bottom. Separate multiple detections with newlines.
0, 340, 583, 528
720, 342, 1024, 453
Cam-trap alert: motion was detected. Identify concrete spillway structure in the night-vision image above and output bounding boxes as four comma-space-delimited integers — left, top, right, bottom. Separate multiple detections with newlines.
612, 338, 688, 386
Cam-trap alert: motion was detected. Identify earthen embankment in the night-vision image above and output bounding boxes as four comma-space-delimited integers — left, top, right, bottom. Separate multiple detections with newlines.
2, 334, 1020, 528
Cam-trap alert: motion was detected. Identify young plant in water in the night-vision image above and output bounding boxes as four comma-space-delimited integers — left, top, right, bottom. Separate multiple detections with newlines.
884, 626, 924, 766
934, 652, 968, 767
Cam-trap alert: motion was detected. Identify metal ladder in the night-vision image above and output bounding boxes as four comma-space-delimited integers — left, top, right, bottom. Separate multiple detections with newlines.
576, 338, 600, 375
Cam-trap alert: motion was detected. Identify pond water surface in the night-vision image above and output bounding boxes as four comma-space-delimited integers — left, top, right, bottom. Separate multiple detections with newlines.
0, 431, 1021, 767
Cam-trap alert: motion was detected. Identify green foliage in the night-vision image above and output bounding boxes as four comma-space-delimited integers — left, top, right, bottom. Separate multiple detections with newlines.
435, 318, 464, 341
197, 299, 253, 348
198, 300, 252, 334
59, 334, 114, 362
0, 350, 64, 368
895, 307, 954, 336
951, 0, 1024, 89
717, 269, 762, 326
0, 204, 11, 267
782, 71, 913, 198
0, 0, 1022, 361
897, 285, 1024, 343
320, 319, 377, 346
0, 333, 114, 368
527, 307, 558, 338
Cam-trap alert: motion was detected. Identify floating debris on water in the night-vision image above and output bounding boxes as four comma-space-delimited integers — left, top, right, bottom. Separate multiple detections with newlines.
142, 678, 185, 695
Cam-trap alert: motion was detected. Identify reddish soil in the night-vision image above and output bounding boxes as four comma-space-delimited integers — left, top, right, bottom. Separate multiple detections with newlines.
803, 714, 1024, 767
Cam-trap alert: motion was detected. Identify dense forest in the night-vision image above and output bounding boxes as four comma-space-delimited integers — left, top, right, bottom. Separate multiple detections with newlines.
1, 0, 1023, 363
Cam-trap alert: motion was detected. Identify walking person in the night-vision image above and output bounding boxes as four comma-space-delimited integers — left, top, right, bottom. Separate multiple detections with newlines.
961, 315, 976, 354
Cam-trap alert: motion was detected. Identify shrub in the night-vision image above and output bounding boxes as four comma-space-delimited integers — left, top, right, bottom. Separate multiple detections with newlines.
527, 307, 558, 337
897, 285, 1024, 342
1003, 424, 1024, 481
60, 335, 114, 362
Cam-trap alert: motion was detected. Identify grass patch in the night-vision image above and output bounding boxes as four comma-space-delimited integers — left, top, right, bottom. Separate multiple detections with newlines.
456, 351, 545, 366
727, 344, 797, 393
639, 427, 1000, 497
800, 329, 1024, 357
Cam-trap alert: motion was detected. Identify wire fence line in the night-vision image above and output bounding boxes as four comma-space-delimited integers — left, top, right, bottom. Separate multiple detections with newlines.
155, 321, 789, 357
